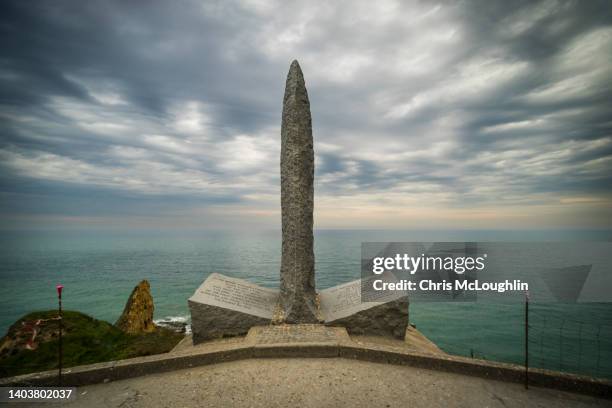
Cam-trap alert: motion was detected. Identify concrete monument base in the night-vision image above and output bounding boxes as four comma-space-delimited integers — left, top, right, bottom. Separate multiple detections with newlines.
188, 273, 408, 344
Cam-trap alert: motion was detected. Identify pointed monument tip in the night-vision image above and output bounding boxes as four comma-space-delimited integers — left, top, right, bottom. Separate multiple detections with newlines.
286, 59, 305, 89
289, 59, 302, 73
285, 59, 307, 97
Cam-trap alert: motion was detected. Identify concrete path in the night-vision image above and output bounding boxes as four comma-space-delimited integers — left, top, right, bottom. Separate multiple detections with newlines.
45, 358, 608, 408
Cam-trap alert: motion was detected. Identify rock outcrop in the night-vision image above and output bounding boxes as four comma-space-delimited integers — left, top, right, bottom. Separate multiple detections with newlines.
116, 280, 156, 334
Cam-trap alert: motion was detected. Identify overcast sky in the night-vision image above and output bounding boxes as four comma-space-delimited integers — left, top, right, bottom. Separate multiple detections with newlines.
1, 0, 611, 231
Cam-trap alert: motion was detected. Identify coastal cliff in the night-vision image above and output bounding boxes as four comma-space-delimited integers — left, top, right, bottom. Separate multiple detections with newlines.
0, 280, 184, 378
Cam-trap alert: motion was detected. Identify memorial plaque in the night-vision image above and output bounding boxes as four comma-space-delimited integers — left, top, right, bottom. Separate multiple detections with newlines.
190, 273, 277, 318
320, 278, 409, 339
188, 273, 277, 343
319, 274, 405, 322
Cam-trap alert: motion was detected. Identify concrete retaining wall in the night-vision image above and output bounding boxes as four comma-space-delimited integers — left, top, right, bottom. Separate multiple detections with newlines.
1, 341, 610, 399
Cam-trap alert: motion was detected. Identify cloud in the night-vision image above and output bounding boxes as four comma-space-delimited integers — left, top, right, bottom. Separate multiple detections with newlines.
0, 0, 611, 229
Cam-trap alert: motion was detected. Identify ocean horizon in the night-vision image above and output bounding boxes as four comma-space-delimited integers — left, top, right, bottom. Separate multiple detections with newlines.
1, 228, 611, 379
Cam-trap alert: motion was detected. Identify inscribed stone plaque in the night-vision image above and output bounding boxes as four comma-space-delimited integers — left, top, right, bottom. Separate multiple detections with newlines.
188, 273, 277, 343
319, 275, 406, 321
320, 277, 409, 339
190, 273, 277, 318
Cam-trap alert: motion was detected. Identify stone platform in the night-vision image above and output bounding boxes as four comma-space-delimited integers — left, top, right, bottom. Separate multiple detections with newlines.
170, 324, 442, 356
2, 325, 610, 400
45, 358, 611, 408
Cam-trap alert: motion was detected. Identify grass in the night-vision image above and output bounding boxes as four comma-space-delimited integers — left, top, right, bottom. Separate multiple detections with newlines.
0, 310, 184, 378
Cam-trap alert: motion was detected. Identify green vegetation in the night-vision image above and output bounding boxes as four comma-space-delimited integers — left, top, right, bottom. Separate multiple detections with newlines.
0, 310, 183, 378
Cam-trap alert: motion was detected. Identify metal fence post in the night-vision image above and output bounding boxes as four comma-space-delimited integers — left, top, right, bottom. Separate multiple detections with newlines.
56, 284, 63, 386
525, 290, 529, 390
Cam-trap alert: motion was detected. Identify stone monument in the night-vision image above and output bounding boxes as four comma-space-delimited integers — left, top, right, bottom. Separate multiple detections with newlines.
188, 60, 408, 344
276, 60, 320, 324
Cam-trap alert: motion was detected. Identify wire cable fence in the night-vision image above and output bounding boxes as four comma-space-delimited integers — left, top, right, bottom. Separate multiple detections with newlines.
413, 301, 612, 381
527, 308, 612, 379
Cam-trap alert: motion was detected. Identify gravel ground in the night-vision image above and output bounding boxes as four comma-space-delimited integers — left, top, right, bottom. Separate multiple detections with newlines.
42, 358, 608, 408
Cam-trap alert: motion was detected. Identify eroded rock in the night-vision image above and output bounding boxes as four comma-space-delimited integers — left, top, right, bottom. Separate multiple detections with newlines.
116, 280, 156, 334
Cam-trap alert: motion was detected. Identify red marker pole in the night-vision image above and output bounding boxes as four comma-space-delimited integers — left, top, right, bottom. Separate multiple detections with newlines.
56, 284, 63, 386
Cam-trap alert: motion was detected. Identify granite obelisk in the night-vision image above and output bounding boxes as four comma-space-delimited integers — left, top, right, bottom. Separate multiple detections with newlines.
188, 60, 408, 343
275, 60, 321, 324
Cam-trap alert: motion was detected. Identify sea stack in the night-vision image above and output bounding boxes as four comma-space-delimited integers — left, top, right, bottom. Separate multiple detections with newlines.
116, 280, 156, 334
275, 60, 321, 324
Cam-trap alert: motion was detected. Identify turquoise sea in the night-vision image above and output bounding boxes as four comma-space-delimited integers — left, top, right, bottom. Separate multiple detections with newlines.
1, 229, 611, 379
